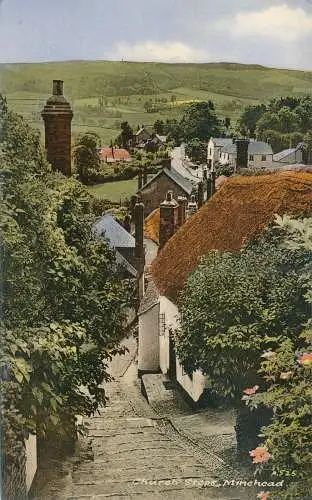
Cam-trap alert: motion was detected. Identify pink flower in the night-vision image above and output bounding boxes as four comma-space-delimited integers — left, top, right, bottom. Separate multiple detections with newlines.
280, 371, 292, 380
250, 446, 272, 464
243, 385, 259, 395
298, 353, 312, 367
257, 492, 270, 500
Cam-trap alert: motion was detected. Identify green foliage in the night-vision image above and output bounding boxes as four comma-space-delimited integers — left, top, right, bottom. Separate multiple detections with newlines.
238, 104, 267, 136
116, 121, 133, 149
0, 102, 132, 459
180, 101, 221, 141
185, 138, 207, 164
73, 132, 101, 184
240, 217, 312, 498
175, 224, 311, 402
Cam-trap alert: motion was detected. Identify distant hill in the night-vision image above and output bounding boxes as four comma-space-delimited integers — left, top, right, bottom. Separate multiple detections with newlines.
2, 60, 312, 144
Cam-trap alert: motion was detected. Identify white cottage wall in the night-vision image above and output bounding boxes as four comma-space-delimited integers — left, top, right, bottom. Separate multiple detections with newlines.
176, 361, 210, 403
25, 434, 37, 492
159, 295, 208, 402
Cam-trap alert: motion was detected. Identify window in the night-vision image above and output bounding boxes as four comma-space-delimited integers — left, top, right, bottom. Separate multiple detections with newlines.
159, 312, 166, 336
227, 153, 230, 160
261, 155, 266, 161
249, 154, 254, 161
209, 148, 212, 156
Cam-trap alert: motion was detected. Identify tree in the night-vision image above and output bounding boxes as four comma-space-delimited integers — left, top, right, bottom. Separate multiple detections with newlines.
238, 104, 267, 136
73, 132, 101, 184
153, 119, 165, 135
0, 101, 132, 476
180, 101, 221, 141
116, 121, 133, 149
185, 138, 207, 164
303, 130, 312, 163
224, 117, 231, 132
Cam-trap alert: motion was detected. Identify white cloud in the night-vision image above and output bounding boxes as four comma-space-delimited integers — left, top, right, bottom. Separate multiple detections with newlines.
218, 4, 312, 42
108, 41, 209, 62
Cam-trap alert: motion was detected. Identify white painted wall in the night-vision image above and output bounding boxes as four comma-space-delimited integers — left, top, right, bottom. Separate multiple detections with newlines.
158, 295, 208, 403
138, 302, 160, 372
25, 434, 37, 492
176, 361, 210, 403
159, 295, 179, 374
144, 238, 158, 267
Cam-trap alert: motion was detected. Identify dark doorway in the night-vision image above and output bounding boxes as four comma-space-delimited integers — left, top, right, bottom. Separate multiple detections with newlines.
168, 331, 177, 380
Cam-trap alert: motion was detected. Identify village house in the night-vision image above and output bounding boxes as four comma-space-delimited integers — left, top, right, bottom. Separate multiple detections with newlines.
219, 140, 273, 169
134, 126, 152, 147
273, 143, 305, 165
137, 165, 196, 217
99, 147, 131, 163
138, 169, 312, 406
207, 137, 233, 169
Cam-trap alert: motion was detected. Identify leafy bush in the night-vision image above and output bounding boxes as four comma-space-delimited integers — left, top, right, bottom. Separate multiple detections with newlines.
243, 217, 312, 499
175, 222, 311, 402
0, 97, 133, 463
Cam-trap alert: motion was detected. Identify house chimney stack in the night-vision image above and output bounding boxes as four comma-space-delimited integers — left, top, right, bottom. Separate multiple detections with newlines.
143, 166, 148, 186
138, 171, 143, 190
42, 80, 73, 176
197, 181, 204, 208
211, 169, 216, 197
134, 200, 145, 267
187, 194, 198, 217
177, 196, 187, 227
159, 191, 179, 250
236, 139, 249, 170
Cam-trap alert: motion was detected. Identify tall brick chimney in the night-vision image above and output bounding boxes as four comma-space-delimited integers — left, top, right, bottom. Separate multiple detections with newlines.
134, 200, 145, 300
159, 191, 179, 250
177, 196, 187, 227
236, 139, 249, 170
42, 80, 73, 176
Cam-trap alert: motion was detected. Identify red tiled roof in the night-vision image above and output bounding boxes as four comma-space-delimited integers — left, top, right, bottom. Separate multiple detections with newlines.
99, 148, 131, 161
151, 171, 312, 302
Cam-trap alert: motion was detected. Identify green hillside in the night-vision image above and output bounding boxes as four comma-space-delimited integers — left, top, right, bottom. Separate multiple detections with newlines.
1, 60, 312, 144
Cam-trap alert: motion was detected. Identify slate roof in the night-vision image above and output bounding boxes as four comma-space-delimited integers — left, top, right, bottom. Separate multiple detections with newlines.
139, 167, 194, 196
212, 138, 233, 148
138, 279, 159, 315
222, 141, 273, 156
93, 213, 135, 248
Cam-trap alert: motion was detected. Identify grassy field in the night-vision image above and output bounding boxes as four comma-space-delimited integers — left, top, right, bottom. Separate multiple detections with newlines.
87, 178, 138, 202
1, 60, 312, 144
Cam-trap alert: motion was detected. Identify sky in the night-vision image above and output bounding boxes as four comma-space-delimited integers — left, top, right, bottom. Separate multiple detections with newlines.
0, 0, 312, 69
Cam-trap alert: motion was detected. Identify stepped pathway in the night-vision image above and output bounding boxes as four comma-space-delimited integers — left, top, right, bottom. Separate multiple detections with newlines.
31, 336, 256, 500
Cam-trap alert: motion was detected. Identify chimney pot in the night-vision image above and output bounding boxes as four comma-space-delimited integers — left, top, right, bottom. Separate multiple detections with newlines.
53, 80, 64, 96
166, 190, 173, 202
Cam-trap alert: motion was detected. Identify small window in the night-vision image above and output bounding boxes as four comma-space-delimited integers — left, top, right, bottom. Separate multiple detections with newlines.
227, 153, 230, 160
159, 312, 166, 336
249, 154, 254, 161
261, 155, 266, 161
209, 148, 212, 156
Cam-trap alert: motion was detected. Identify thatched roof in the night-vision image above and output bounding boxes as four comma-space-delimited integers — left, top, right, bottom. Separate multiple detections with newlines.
151, 171, 312, 302
144, 208, 160, 245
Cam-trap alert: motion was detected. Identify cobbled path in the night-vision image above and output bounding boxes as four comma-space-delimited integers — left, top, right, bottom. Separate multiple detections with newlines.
31, 336, 257, 500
